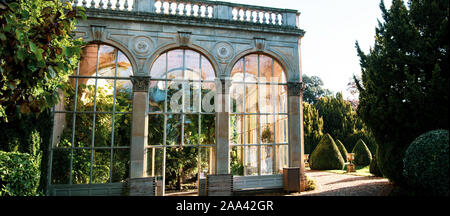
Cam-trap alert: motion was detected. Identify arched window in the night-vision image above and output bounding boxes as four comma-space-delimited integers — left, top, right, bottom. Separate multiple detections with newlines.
51, 44, 133, 185
229, 54, 288, 176
147, 49, 216, 193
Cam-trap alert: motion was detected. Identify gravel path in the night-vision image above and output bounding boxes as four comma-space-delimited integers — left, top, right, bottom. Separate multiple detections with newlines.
298, 170, 393, 196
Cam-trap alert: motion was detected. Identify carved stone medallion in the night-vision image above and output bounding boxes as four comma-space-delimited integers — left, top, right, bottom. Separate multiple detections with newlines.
132, 36, 153, 55
214, 42, 234, 63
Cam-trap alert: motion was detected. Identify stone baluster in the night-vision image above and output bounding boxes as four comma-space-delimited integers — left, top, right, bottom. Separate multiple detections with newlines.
204, 4, 209, 18
269, 12, 273, 24
82, 0, 87, 7
175, 1, 180, 15
250, 10, 254, 23
124, 0, 129, 10
182, 2, 187, 16
262, 11, 267, 24
256, 11, 261, 23
168, 1, 173, 14
115, 0, 121, 9
106, 0, 112, 9
275, 13, 280, 25
90, 0, 95, 8
236, 8, 241, 21
189, 2, 195, 16
73, 0, 78, 6
99, 0, 104, 8
243, 9, 248, 21
197, 4, 202, 17
160, 0, 165, 13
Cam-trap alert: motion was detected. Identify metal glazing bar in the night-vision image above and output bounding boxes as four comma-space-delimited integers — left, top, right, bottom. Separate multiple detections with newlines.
109, 48, 119, 183
89, 44, 101, 184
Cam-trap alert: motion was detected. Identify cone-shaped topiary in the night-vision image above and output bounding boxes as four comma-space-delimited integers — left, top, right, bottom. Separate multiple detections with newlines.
352, 139, 372, 166
403, 130, 449, 196
309, 134, 345, 170
335, 139, 348, 162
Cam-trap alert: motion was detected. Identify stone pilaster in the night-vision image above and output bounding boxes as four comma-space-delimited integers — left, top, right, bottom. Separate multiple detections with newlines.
215, 78, 232, 174
130, 76, 151, 178
287, 81, 306, 190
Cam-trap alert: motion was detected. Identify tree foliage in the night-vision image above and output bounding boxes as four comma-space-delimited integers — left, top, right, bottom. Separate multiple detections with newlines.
303, 102, 324, 154
302, 74, 333, 104
0, 0, 85, 122
355, 0, 449, 184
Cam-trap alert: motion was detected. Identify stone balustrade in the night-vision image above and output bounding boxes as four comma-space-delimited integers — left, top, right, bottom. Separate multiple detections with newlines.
71, 0, 299, 28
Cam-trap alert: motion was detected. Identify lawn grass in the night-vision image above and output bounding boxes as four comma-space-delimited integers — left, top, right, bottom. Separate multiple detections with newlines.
324, 163, 374, 177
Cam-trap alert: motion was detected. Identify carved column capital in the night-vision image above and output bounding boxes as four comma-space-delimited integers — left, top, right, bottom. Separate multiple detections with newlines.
287, 81, 305, 96
131, 76, 151, 92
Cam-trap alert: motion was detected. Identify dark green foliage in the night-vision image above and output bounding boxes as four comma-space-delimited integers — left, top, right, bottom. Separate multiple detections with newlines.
314, 92, 377, 155
303, 102, 324, 154
0, 151, 40, 196
309, 134, 345, 170
370, 155, 383, 177
403, 130, 449, 196
335, 139, 348, 162
352, 139, 372, 166
302, 74, 333, 104
355, 0, 449, 184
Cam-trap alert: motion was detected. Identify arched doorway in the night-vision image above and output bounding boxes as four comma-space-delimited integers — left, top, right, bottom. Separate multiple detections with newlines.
147, 49, 216, 196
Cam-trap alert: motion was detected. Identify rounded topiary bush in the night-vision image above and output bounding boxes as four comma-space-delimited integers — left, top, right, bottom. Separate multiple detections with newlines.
335, 139, 348, 163
369, 155, 383, 177
309, 134, 345, 170
352, 139, 372, 166
403, 130, 449, 196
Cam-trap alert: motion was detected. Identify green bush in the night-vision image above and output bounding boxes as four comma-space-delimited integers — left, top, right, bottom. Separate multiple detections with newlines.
335, 139, 348, 162
369, 155, 383, 177
403, 130, 449, 196
352, 139, 372, 166
0, 151, 40, 196
309, 134, 345, 170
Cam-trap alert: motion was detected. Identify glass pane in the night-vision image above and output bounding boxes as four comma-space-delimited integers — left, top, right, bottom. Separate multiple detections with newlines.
78, 44, 99, 77
97, 45, 117, 77
260, 115, 274, 144
200, 114, 215, 145
72, 149, 91, 184
229, 115, 243, 145
275, 145, 288, 174
166, 81, 184, 113
199, 147, 214, 176
92, 150, 111, 184
51, 149, 71, 184
259, 84, 274, 114
259, 55, 273, 83
274, 61, 286, 83
149, 80, 166, 113
150, 52, 167, 79
244, 54, 258, 82
58, 78, 76, 111
94, 113, 113, 147
167, 49, 184, 80
186, 82, 201, 113
244, 146, 258, 176
230, 83, 244, 113
112, 148, 130, 182
185, 50, 200, 81
117, 51, 133, 77
74, 114, 93, 148
53, 113, 73, 148
147, 147, 164, 178
261, 145, 273, 175
184, 114, 199, 146
201, 56, 215, 81
245, 115, 259, 144
274, 84, 288, 113
201, 82, 215, 113
231, 58, 244, 82
245, 84, 258, 113
166, 114, 182, 146
114, 114, 131, 146
148, 114, 165, 146
230, 146, 244, 176
115, 79, 132, 112
165, 147, 198, 192
76, 80, 96, 112
95, 79, 115, 112
275, 115, 288, 144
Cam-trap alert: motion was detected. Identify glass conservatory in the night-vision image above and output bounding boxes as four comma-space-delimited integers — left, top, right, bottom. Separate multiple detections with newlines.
47, 0, 306, 196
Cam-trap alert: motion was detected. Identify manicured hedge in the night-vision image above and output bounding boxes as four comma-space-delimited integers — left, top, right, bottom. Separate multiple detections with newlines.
352, 139, 372, 166
335, 139, 348, 162
309, 134, 345, 170
403, 130, 449, 196
0, 151, 40, 196
369, 155, 383, 177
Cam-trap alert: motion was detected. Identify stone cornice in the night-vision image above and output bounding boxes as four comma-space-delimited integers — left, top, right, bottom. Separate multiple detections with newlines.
82, 9, 305, 37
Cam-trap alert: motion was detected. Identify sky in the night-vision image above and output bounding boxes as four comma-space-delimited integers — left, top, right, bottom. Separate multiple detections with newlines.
222, 0, 393, 98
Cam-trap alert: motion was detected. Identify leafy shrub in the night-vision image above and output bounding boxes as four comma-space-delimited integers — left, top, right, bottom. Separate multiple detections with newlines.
0, 151, 40, 196
335, 139, 348, 162
403, 130, 449, 196
352, 139, 372, 166
309, 134, 345, 170
305, 176, 316, 191
369, 155, 383, 177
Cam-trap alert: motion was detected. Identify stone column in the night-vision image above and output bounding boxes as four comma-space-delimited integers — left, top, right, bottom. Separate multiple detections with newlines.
287, 81, 306, 190
130, 76, 151, 178
215, 78, 232, 174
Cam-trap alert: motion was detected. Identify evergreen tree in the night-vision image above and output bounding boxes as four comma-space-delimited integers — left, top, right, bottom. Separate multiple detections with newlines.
303, 102, 324, 154
355, 0, 449, 184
